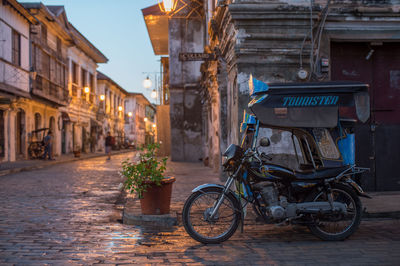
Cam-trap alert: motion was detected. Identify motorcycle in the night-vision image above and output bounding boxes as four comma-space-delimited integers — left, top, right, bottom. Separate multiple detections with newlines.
182, 77, 371, 244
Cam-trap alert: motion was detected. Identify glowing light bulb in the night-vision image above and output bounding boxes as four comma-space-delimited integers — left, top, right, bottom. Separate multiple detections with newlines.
142, 77, 152, 89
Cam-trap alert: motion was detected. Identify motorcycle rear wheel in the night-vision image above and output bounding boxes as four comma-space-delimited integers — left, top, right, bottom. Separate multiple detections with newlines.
306, 183, 362, 241
182, 187, 241, 244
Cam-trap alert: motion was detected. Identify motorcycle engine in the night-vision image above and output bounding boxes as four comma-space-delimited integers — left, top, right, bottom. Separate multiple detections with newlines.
260, 184, 286, 220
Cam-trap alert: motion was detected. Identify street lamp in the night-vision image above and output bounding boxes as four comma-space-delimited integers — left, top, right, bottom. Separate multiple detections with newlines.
118, 106, 123, 112
128, 112, 133, 117
99, 94, 105, 101
142, 76, 152, 89
158, 0, 178, 13
152, 124, 156, 128
84, 86, 90, 94
151, 89, 157, 99
144, 117, 148, 122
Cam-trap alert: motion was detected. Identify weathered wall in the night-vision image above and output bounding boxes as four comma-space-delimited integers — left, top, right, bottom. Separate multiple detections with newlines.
156, 105, 171, 157
168, 17, 204, 162
208, 0, 400, 172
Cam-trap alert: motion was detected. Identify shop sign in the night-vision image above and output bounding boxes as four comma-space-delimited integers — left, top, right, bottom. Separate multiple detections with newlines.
179, 53, 217, 61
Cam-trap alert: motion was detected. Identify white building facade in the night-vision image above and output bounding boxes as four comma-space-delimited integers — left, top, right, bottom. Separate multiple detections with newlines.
0, 0, 37, 162
97, 71, 126, 151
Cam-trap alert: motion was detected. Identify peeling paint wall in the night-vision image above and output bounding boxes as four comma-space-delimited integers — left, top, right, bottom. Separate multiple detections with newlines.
204, 0, 400, 170
168, 17, 204, 161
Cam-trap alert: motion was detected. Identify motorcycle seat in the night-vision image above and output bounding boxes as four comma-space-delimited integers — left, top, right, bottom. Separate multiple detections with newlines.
295, 166, 351, 180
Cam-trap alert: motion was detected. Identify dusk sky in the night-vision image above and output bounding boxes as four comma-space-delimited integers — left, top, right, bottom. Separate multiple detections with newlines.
22, 0, 162, 103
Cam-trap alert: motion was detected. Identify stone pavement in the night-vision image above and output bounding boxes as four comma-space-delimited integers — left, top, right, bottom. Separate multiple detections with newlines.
125, 160, 400, 224
0, 149, 133, 177
0, 153, 399, 265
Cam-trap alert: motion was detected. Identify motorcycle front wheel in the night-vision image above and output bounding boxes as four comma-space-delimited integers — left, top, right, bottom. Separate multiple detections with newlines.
182, 186, 241, 244
306, 183, 362, 241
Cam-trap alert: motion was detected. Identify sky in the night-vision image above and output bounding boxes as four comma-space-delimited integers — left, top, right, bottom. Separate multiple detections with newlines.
21, 0, 162, 103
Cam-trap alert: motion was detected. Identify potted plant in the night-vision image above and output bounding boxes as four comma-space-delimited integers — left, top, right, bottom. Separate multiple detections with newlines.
73, 145, 81, 158
121, 143, 175, 215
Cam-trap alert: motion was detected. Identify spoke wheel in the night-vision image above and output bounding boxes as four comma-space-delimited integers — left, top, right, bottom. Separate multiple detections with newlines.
306, 183, 362, 241
182, 187, 241, 244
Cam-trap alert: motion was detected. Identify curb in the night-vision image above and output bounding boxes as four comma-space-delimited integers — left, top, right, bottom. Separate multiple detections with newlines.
122, 197, 178, 227
123, 210, 178, 227
363, 211, 400, 219
0, 150, 134, 177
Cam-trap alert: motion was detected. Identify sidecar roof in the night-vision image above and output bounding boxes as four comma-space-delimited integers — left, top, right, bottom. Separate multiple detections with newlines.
248, 78, 370, 128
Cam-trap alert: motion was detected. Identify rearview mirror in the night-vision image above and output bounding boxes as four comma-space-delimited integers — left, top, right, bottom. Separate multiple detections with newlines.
259, 137, 270, 147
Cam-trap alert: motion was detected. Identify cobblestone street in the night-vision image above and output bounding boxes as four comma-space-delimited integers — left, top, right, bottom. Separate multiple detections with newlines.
0, 152, 399, 265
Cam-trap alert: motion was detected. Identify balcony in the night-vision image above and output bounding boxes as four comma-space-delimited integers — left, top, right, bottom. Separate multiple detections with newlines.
33, 75, 68, 106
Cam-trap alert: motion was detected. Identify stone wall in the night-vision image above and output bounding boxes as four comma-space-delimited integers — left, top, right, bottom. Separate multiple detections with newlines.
204, 0, 400, 169
168, 17, 204, 162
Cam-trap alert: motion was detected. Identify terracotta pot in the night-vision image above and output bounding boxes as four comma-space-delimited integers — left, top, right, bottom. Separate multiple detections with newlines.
140, 177, 175, 215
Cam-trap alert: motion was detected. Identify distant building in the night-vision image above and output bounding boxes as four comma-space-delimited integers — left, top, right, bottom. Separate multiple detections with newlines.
124, 93, 155, 148
97, 71, 127, 151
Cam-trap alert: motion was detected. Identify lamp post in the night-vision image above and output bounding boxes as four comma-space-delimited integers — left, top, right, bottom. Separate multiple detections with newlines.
158, 0, 178, 13
99, 94, 105, 101
128, 112, 133, 117
84, 86, 90, 94
151, 89, 157, 99
142, 72, 161, 104
142, 76, 152, 89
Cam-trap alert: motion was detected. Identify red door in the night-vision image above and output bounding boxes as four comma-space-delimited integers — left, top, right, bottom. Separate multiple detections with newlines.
331, 42, 400, 191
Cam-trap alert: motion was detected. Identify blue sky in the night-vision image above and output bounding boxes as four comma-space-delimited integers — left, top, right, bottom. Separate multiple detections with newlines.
21, 0, 161, 102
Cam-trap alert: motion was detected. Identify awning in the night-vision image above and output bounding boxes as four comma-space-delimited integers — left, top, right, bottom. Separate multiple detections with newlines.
142, 4, 169, 55
61, 112, 70, 122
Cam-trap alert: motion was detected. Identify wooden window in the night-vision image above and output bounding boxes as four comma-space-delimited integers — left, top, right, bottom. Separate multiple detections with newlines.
50, 57, 56, 81
89, 73, 94, 90
89, 73, 94, 103
42, 53, 50, 79
41, 24, 47, 45
56, 37, 62, 54
81, 68, 87, 87
12, 30, 21, 66
72, 61, 78, 84
81, 68, 87, 100
61, 65, 65, 88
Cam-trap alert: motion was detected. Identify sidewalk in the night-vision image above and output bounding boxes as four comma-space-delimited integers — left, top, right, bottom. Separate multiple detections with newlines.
124, 161, 400, 225
0, 149, 134, 177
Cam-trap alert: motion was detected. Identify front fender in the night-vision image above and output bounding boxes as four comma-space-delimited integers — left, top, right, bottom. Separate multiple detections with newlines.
192, 183, 226, 193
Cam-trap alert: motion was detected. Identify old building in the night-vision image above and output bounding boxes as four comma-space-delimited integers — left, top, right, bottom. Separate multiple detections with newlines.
21, 3, 108, 157
142, 2, 203, 162
65, 24, 108, 154
198, 0, 400, 190
97, 71, 127, 151
0, 0, 37, 162
151, 0, 400, 190
124, 93, 155, 148
21, 3, 73, 158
